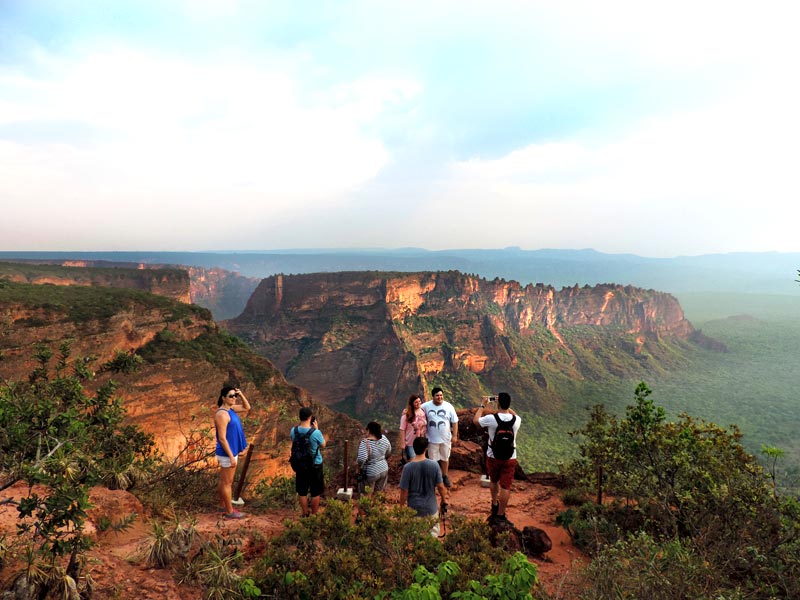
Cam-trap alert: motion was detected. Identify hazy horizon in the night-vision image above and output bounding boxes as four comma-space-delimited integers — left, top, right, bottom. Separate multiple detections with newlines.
2, 2, 799, 256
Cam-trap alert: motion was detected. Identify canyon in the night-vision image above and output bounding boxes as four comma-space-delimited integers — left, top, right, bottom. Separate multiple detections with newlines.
224, 270, 708, 419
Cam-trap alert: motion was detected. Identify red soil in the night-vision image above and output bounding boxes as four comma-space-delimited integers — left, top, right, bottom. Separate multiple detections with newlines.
0, 471, 586, 598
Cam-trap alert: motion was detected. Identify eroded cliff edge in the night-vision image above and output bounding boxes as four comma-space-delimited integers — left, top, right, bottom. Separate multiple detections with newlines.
224, 271, 706, 418
0, 280, 362, 479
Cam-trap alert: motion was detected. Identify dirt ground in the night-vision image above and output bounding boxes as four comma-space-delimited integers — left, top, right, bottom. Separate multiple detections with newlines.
0, 471, 585, 598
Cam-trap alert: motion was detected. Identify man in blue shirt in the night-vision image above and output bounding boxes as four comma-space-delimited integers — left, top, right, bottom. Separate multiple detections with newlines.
291, 407, 326, 516
399, 437, 449, 536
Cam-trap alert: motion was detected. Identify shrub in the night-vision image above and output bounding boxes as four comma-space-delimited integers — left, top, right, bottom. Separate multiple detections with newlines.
248, 496, 530, 599
179, 531, 258, 600
252, 475, 296, 509
103, 349, 143, 374
0, 342, 156, 598
561, 382, 800, 598
139, 516, 197, 568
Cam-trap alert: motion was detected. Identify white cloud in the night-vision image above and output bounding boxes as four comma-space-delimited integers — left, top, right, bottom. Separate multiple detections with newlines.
0, 44, 422, 248
2, 1, 800, 253
433, 82, 800, 256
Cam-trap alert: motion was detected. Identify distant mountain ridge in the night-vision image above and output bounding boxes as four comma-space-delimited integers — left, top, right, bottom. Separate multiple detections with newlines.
223, 270, 707, 419
2, 248, 797, 296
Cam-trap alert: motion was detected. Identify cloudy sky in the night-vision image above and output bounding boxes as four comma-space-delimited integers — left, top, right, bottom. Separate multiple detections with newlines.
1, 1, 798, 256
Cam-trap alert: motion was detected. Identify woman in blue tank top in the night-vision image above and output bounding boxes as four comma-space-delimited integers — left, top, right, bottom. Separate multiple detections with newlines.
214, 385, 251, 518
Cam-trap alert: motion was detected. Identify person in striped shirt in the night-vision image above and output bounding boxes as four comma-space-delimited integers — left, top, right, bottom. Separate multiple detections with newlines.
357, 421, 392, 493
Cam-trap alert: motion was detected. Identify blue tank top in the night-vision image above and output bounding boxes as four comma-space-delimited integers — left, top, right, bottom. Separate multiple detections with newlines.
215, 409, 247, 457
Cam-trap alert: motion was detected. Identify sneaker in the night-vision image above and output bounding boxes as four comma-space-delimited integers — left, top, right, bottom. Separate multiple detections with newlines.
442, 474, 451, 489
223, 511, 245, 520
494, 514, 514, 528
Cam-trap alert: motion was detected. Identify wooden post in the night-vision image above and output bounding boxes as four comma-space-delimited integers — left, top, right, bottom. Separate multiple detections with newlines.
596, 465, 603, 505
233, 445, 254, 502
343, 440, 350, 490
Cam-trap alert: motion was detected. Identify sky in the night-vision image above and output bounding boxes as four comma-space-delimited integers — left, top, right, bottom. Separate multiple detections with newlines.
1, 1, 799, 257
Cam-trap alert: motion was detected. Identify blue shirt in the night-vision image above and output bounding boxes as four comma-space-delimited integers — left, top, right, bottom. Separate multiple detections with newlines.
291, 426, 325, 465
399, 459, 443, 517
215, 408, 248, 457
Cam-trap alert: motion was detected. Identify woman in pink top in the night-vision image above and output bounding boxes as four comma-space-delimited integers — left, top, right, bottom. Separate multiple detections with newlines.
399, 394, 427, 461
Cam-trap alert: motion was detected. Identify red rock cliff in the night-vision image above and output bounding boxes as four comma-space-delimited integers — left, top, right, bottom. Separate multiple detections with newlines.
224, 271, 698, 417
0, 282, 363, 482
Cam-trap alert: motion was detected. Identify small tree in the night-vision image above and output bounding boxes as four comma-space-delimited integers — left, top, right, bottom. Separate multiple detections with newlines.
564, 382, 800, 598
0, 342, 156, 597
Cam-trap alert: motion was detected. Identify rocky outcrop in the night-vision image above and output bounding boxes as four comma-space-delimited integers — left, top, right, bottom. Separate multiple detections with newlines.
0, 261, 191, 303
224, 271, 704, 417
0, 260, 259, 320
0, 280, 364, 482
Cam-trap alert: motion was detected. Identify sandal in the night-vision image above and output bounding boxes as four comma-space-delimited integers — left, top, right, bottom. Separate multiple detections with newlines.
223, 511, 246, 519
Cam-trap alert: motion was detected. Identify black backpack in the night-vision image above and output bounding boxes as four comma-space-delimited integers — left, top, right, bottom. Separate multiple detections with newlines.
489, 414, 516, 460
289, 426, 317, 472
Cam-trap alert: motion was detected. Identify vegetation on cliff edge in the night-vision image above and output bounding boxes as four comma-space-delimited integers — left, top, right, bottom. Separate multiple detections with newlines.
560, 382, 800, 599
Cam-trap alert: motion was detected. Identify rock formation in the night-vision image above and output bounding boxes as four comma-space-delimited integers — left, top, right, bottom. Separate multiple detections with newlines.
0, 279, 363, 482
224, 271, 704, 417
0, 260, 259, 320
0, 260, 191, 303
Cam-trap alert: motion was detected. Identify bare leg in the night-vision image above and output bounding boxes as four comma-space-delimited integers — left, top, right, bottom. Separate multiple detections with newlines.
439, 459, 449, 477
298, 495, 309, 516
497, 488, 511, 516
490, 481, 500, 505
310, 495, 321, 514
219, 466, 236, 514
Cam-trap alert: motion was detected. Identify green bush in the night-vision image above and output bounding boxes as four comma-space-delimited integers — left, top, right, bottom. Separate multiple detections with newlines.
103, 349, 143, 374
252, 475, 296, 509
248, 496, 530, 599
561, 382, 800, 599
0, 342, 157, 598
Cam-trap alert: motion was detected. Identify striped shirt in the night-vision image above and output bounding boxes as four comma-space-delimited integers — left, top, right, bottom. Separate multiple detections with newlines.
357, 435, 392, 478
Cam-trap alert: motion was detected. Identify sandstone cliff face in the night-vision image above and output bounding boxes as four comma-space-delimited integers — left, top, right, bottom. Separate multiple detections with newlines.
0, 261, 191, 303
0, 282, 363, 482
224, 271, 700, 418
0, 260, 261, 321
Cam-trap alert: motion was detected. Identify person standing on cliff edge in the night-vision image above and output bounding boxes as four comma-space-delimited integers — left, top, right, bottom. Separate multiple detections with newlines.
291, 407, 327, 516
473, 392, 520, 526
215, 386, 250, 519
421, 387, 458, 488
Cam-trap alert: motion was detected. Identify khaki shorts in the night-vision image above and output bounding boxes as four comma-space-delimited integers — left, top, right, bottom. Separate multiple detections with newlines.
426, 442, 451, 462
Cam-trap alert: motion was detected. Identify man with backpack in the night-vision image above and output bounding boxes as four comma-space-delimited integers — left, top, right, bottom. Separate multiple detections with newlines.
290, 407, 326, 517
473, 392, 520, 526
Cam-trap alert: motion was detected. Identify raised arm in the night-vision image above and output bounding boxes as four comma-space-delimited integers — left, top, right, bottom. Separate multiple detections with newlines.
231, 388, 251, 414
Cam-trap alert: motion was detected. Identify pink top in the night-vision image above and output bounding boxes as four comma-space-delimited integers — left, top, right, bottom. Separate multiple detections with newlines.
399, 408, 427, 447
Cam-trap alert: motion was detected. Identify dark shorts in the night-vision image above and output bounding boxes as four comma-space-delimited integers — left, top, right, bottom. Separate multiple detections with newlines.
486, 456, 516, 490
295, 464, 324, 497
